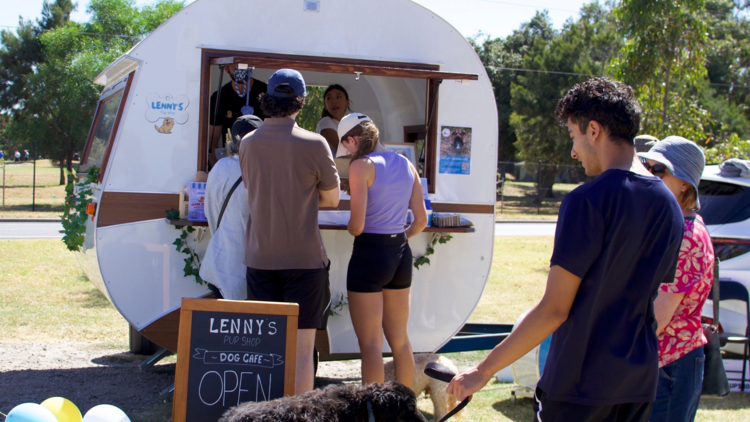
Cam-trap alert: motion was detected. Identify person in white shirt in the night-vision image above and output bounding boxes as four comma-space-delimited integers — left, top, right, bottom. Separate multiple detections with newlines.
199, 114, 262, 300
316, 84, 351, 157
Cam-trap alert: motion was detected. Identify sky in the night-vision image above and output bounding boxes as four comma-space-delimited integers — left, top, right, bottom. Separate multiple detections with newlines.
0, 0, 592, 40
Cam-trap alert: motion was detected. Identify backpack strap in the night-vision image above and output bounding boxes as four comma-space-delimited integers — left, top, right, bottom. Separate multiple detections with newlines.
217, 176, 243, 229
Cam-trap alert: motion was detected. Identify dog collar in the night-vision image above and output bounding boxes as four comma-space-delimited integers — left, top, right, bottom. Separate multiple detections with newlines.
366, 398, 375, 422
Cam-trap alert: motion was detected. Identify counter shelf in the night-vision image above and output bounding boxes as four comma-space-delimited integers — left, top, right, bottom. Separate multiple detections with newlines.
318, 224, 475, 233
165, 218, 209, 227
165, 219, 474, 233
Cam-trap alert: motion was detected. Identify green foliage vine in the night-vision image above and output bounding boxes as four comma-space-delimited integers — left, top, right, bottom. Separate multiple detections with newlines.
166, 209, 205, 286
61, 166, 98, 252
413, 233, 453, 270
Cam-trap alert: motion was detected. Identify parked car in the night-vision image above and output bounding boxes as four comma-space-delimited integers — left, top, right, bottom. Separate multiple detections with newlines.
699, 164, 750, 356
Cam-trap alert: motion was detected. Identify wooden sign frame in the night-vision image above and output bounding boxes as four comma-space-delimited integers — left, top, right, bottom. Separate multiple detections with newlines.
172, 298, 299, 422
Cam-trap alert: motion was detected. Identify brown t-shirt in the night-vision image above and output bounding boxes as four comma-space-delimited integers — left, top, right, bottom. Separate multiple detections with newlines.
239, 117, 339, 270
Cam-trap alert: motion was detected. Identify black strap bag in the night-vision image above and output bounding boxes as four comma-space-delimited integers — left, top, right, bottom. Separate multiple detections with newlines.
217, 176, 243, 229
701, 257, 730, 397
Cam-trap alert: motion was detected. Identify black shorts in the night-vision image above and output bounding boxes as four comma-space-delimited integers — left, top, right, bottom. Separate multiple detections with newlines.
533, 387, 653, 422
246, 263, 331, 330
347, 232, 412, 293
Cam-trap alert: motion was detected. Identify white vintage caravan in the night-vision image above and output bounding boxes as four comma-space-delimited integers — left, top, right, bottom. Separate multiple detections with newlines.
76, 0, 498, 358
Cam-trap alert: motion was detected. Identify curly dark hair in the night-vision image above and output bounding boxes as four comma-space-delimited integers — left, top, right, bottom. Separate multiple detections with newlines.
259, 85, 305, 118
555, 77, 641, 145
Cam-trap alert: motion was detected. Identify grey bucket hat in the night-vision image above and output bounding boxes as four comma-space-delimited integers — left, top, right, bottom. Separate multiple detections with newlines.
638, 136, 705, 208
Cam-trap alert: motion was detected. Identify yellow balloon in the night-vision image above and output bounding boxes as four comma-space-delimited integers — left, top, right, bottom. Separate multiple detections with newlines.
40, 397, 82, 422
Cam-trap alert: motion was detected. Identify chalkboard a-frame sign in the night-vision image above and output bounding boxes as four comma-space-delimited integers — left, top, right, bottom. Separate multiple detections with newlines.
173, 298, 298, 422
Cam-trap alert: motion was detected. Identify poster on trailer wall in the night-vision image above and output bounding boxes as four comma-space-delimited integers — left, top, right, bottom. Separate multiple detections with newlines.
439, 126, 472, 175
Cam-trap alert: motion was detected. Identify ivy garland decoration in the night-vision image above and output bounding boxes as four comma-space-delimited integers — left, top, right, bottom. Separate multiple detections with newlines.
413, 233, 453, 270
166, 209, 205, 286
61, 166, 99, 252
328, 292, 349, 317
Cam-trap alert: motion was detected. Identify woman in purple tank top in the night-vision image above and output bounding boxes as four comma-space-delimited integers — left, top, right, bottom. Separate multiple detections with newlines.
338, 113, 428, 388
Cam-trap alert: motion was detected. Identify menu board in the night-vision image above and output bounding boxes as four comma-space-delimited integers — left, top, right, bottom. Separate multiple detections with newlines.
173, 299, 298, 422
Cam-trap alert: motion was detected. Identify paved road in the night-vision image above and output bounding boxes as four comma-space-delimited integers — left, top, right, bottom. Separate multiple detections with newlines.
0, 221, 557, 239
0, 222, 64, 239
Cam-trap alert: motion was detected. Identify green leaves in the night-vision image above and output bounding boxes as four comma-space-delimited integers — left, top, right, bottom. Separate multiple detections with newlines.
413, 233, 453, 270
168, 210, 205, 287
612, 0, 711, 141
60, 166, 98, 252
165, 208, 180, 220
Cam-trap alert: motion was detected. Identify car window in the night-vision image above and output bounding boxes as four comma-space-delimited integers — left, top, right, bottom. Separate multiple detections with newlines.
698, 180, 750, 225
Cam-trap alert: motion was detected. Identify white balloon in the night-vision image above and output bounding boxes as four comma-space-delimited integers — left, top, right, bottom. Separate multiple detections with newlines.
82, 405, 131, 422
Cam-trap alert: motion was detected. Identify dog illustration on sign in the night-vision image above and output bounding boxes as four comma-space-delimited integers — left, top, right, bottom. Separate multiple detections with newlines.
146, 93, 190, 134
155, 117, 175, 134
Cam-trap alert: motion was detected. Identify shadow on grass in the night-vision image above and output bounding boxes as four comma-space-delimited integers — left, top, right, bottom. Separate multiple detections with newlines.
90, 351, 154, 366
78, 282, 115, 309
492, 396, 534, 422
0, 364, 174, 419
0, 203, 64, 212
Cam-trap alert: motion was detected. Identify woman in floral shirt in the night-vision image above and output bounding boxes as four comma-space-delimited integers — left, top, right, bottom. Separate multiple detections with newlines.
639, 137, 714, 422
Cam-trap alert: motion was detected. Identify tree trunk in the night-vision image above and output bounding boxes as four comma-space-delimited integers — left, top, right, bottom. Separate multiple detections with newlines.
66, 149, 73, 174
58, 154, 66, 185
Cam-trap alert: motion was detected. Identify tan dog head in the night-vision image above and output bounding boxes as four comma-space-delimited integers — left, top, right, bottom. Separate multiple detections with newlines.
155, 117, 175, 134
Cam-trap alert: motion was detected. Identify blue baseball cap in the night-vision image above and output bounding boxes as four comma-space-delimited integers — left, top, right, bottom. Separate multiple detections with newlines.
267, 69, 306, 98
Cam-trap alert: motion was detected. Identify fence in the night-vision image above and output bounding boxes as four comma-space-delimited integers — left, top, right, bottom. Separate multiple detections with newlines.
0, 158, 68, 214
497, 161, 591, 217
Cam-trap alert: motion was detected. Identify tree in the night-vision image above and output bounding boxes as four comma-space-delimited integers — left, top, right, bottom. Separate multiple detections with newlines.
469, 12, 557, 162
2, 0, 185, 184
700, 0, 750, 145
0, 0, 75, 111
612, 0, 711, 141
510, 5, 618, 196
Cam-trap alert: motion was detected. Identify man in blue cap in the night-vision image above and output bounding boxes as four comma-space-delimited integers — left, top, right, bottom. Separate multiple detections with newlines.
239, 69, 340, 394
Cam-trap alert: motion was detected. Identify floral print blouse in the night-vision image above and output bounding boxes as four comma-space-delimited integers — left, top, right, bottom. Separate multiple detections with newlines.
658, 215, 715, 367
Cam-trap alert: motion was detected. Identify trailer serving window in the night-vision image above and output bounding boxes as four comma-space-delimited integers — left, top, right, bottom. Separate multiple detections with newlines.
80, 72, 134, 182
197, 50, 477, 194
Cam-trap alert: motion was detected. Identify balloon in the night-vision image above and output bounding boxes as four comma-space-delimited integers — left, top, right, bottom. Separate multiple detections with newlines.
81, 405, 130, 422
41, 398, 82, 422
6, 403, 58, 422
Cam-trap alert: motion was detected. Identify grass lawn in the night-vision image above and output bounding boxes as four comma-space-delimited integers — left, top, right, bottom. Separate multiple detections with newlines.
0, 160, 71, 216
1, 237, 749, 421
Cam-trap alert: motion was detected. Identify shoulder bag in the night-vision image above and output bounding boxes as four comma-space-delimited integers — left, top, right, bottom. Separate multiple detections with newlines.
217, 176, 243, 229
701, 256, 730, 397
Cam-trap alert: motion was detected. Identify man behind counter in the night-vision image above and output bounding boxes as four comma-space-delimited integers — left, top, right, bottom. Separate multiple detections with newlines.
239, 69, 340, 395
209, 64, 267, 167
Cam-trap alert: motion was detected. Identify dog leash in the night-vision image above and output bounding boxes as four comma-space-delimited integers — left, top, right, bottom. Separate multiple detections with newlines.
366, 398, 376, 422
424, 362, 472, 422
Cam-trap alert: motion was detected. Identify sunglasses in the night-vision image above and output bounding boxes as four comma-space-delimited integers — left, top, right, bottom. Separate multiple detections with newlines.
645, 163, 669, 178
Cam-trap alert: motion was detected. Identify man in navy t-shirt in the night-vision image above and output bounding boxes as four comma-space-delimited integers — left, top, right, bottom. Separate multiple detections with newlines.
447, 78, 683, 422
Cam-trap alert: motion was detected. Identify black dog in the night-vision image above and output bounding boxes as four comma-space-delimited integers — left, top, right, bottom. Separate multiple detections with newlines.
452, 136, 464, 152
219, 381, 428, 422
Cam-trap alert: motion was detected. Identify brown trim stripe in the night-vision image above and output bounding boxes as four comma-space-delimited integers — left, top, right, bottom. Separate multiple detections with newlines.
97, 193, 494, 228
98, 192, 179, 227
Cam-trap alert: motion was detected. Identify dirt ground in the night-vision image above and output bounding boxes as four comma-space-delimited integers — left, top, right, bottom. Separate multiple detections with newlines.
0, 343, 362, 419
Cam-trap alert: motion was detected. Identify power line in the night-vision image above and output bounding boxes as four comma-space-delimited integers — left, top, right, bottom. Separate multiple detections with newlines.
484, 65, 749, 88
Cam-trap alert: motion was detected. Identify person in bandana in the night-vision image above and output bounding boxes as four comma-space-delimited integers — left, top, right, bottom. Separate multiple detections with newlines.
208, 64, 267, 167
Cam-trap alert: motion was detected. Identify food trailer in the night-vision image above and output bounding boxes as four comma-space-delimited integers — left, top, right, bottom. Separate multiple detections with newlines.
75, 0, 501, 360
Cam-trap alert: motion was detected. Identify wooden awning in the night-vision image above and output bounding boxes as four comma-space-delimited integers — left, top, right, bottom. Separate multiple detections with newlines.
209, 53, 478, 81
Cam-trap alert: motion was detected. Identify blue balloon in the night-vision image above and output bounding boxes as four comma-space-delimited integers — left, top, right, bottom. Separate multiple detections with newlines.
7, 403, 58, 422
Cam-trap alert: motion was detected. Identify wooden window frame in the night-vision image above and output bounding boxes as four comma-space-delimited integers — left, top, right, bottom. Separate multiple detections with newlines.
81, 71, 134, 183
198, 49, 478, 193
